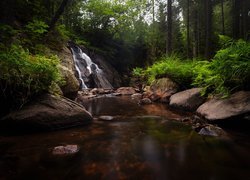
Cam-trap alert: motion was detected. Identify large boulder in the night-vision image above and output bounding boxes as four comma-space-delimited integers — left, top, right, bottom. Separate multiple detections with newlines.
170, 88, 205, 111
145, 78, 179, 103
197, 91, 250, 121
0, 94, 92, 132
59, 65, 80, 99
56, 45, 80, 99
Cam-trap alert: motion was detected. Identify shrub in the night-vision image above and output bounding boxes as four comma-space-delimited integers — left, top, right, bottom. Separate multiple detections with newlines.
193, 38, 250, 97
143, 55, 197, 88
133, 37, 250, 97
0, 44, 63, 108
25, 19, 48, 40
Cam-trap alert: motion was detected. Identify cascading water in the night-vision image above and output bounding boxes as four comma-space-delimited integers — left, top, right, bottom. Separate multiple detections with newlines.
70, 45, 113, 89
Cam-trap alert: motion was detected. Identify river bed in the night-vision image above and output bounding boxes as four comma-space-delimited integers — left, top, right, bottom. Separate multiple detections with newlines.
0, 96, 249, 179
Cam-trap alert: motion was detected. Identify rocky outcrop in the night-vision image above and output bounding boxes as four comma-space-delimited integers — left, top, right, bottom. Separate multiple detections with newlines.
59, 65, 79, 99
0, 94, 92, 132
197, 91, 250, 121
56, 45, 80, 99
144, 78, 179, 103
85, 51, 121, 88
116, 87, 136, 95
169, 88, 205, 111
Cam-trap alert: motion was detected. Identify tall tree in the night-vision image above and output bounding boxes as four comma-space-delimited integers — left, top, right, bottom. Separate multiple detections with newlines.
166, 0, 172, 55
48, 0, 70, 31
232, 0, 240, 39
187, 0, 191, 58
204, 0, 212, 59
221, 0, 225, 35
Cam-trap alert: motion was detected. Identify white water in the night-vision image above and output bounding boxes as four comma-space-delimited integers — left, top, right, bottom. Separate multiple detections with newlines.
71, 48, 88, 89
71, 45, 113, 89
80, 50, 102, 74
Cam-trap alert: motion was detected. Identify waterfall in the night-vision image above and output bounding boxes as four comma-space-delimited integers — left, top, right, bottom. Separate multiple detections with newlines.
70, 45, 113, 89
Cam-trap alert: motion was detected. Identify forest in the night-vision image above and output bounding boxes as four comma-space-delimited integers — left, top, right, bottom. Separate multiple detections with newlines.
1, 0, 249, 105
0, 0, 250, 179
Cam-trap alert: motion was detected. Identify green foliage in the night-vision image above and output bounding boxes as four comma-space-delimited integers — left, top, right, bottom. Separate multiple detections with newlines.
0, 44, 63, 106
132, 67, 145, 77
143, 55, 197, 87
0, 24, 19, 47
134, 38, 250, 97
25, 19, 48, 39
55, 24, 71, 41
193, 38, 250, 97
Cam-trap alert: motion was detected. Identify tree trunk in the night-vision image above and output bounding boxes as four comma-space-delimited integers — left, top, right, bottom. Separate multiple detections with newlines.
232, 0, 240, 39
221, 0, 225, 35
48, 0, 70, 31
187, 0, 191, 58
193, 6, 199, 58
166, 0, 172, 55
205, 0, 212, 60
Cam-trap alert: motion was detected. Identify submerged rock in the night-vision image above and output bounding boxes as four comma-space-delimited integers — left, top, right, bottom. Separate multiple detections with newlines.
0, 94, 92, 132
197, 91, 250, 122
52, 145, 79, 155
170, 88, 205, 111
98, 116, 115, 121
198, 125, 227, 137
139, 98, 152, 105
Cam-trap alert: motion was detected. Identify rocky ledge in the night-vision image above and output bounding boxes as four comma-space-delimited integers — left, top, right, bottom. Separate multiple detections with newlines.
0, 94, 92, 133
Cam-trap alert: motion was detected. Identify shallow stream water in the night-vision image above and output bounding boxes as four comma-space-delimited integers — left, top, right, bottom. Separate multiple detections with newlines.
0, 96, 249, 179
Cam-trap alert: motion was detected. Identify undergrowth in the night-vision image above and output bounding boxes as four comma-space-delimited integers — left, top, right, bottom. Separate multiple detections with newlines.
133, 36, 250, 97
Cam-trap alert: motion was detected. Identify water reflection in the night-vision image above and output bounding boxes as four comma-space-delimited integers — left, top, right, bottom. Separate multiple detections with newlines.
0, 96, 250, 179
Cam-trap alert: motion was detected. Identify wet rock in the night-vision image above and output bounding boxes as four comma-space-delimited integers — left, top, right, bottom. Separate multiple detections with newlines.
98, 116, 115, 121
90, 88, 113, 95
57, 46, 80, 99
116, 87, 136, 95
52, 145, 79, 155
131, 93, 143, 100
0, 94, 92, 132
139, 98, 152, 105
198, 125, 227, 137
111, 93, 122, 96
170, 88, 205, 111
76, 91, 98, 103
197, 91, 250, 122
59, 65, 80, 99
147, 78, 179, 103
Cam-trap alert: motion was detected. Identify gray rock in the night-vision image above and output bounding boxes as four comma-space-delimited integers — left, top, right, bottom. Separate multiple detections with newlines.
198, 125, 227, 137
0, 94, 92, 132
52, 145, 79, 155
57, 46, 80, 99
131, 93, 143, 100
98, 116, 115, 121
197, 91, 250, 121
116, 87, 136, 95
148, 78, 179, 102
59, 65, 80, 99
170, 88, 205, 111
139, 98, 152, 105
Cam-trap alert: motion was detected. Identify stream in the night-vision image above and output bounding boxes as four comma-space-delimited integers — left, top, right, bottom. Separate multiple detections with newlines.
0, 96, 249, 179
